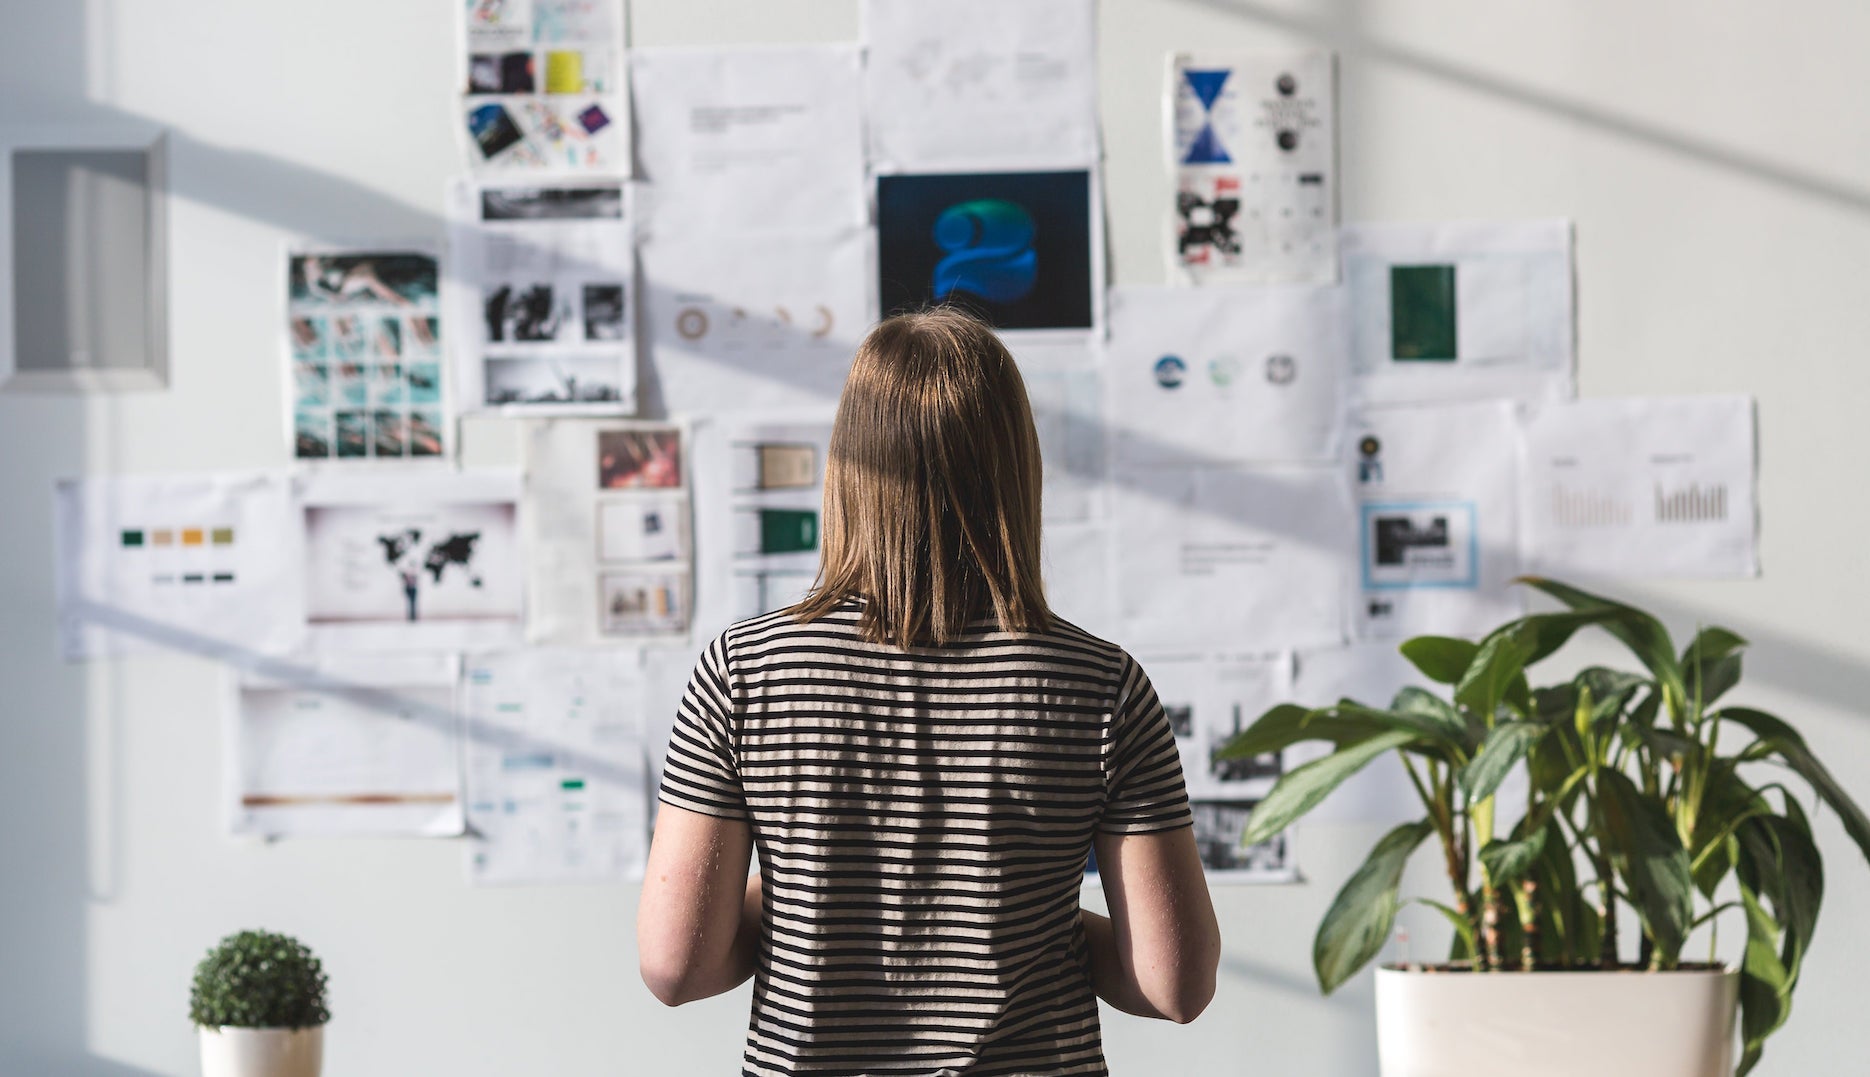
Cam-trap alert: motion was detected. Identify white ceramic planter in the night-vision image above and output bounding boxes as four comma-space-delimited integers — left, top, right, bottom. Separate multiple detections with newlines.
198, 1025, 324, 1077
1375, 965, 1737, 1077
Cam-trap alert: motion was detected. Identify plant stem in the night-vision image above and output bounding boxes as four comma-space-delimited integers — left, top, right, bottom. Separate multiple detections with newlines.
1516, 879, 1540, 971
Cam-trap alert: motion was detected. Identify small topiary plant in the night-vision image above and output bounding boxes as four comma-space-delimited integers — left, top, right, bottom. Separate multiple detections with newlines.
189, 930, 330, 1030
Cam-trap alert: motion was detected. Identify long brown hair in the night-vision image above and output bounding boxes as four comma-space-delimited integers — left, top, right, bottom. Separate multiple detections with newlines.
793, 306, 1050, 647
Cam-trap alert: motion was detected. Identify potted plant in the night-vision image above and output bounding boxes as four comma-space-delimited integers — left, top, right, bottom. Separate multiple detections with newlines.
190, 929, 329, 1077
1219, 578, 1870, 1076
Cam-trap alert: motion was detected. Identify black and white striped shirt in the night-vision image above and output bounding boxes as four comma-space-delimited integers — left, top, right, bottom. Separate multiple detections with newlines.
659, 598, 1193, 1077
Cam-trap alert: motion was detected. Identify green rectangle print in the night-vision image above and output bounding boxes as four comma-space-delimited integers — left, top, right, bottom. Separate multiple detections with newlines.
759, 509, 820, 555
1390, 264, 1458, 361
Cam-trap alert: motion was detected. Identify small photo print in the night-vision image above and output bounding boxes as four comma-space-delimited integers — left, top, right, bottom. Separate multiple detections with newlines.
599, 570, 688, 636
373, 409, 407, 457
598, 498, 686, 562
576, 102, 611, 135
408, 409, 444, 457
294, 363, 329, 408
294, 410, 332, 459
582, 283, 626, 341
406, 361, 443, 404
484, 283, 567, 342
479, 184, 623, 221
406, 314, 441, 356
335, 361, 368, 407
469, 51, 535, 94
544, 48, 613, 94
484, 354, 626, 406
335, 410, 369, 457
371, 363, 405, 405
290, 252, 439, 307
372, 316, 403, 357
331, 314, 368, 359
598, 428, 682, 490
1191, 800, 1290, 875
467, 101, 526, 160
290, 316, 327, 359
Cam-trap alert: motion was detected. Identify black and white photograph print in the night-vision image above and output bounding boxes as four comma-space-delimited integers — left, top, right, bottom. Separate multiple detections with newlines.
1190, 799, 1291, 877
484, 283, 567, 342
484, 354, 627, 407
480, 183, 624, 221
583, 283, 627, 340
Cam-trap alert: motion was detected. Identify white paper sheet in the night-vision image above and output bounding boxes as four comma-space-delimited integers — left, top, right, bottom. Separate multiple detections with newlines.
631, 45, 866, 234
1113, 464, 1354, 651
1042, 522, 1117, 640
54, 472, 304, 662
1286, 643, 1431, 825
1134, 650, 1300, 883
458, 0, 630, 174
286, 246, 448, 462
227, 653, 463, 838
524, 418, 693, 644
1342, 220, 1575, 405
298, 470, 525, 652
1105, 285, 1346, 467
444, 177, 635, 415
1167, 52, 1338, 285
688, 413, 834, 641
861, 0, 1099, 170
1010, 342, 1106, 522
640, 226, 873, 412
461, 648, 649, 885
1519, 395, 1759, 578
1349, 401, 1525, 639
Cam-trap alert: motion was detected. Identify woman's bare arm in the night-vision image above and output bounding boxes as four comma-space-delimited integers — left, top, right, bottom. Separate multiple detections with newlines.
637, 804, 761, 1006
1081, 826, 1221, 1023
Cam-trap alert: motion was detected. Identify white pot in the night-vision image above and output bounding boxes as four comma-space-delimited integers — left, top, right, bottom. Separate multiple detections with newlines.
1375, 966, 1737, 1077
197, 1025, 324, 1077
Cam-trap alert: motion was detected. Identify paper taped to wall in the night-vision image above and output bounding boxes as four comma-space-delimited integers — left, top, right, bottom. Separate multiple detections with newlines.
286, 247, 448, 462
459, 0, 630, 174
54, 471, 305, 662
631, 44, 866, 234
1113, 464, 1354, 651
1167, 52, 1338, 285
524, 418, 693, 644
227, 653, 463, 838
444, 177, 635, 415
298, 469, 526, 653
861, 0, 1099, 170
1106, 284, 1346, 467
1342, 220, 1575, 405
462, 647, 650, 885
1519, 394, 1759, 578
1349, 400, 1525, 639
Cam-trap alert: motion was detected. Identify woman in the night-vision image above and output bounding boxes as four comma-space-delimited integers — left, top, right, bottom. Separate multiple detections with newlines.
639, 307, 1221, 1076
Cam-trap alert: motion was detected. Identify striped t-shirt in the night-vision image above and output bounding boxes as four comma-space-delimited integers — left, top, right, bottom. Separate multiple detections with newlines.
658, 598, 1193, 1077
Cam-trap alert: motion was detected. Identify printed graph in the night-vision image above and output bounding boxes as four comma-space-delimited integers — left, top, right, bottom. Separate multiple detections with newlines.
1654, 481, 1728, 523
1550, 483, 1634, 529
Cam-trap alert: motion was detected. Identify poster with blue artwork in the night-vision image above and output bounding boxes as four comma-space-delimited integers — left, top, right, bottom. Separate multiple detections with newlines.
875, 170, 1098, 333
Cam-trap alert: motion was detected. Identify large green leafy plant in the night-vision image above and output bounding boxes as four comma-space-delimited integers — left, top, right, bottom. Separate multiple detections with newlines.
189, 929, 330, 1030
1218, 578, 1869, 1075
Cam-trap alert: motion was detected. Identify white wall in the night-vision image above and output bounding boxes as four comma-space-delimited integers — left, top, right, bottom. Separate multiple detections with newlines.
4, 1, 1869, 1074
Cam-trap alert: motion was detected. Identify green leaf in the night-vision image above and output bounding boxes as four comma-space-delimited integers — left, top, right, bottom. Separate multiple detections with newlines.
1597, 769, 1694, 962
1314, 820, 1435, 993
1480, 826, 1548, 881
1515, 577, 1686, 707
1719, 707, 1870, 865
1389, 686, 1470, 747
1681, 626, 1748, 670
1459, 721, 1547, 805
1736, 881, 1790, 1076
1242, 730, 1418, 846
1398, 636, 1477, 685
1214, 703, 1385, 762
1520, 609, 1636, 666
1454, 624, 1538, 718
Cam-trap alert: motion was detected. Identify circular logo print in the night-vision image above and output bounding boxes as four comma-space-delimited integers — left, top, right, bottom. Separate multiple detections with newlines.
675, 307, 709, 341
1265, 353, 1296, 385
1359, 435, 1382, 458
1208, 355, 1242, 388
1153, 355, 1187, 389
